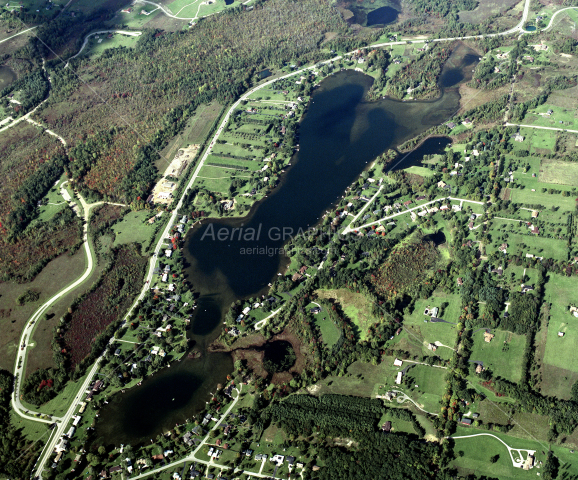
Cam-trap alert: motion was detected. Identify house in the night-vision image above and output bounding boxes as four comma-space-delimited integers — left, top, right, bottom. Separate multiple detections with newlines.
472, 413, 480, 418
475, 364, 484, 374
287, 456, 296, 466
382, 421, 392, 432
310, 306, 321, 314
457, 277, 463, 286
393, 358, 403, 367
499, 243, 508, 253
395, 327, 402, 336
55, 438, 69, 453
461, 417, 473, 426
531, 210, 539, 218
427, 343, 437, 351
271, 454, 284, 465
530, 226, 539, 234
558, 331, 565, 337
165, 249, 173, 258
395, 372, 403, 385
523, 454, 535, 471
547, 109, 553, 116
570, 306, 578, 317
114, 348, 121, 356
109, 466, 122, 474
521, 284, 534, 293
403, 200, 412, 206
483, 331, 494, 343
292, 273, 303, 282
446, 122, 456, 129
437, 181, 447, 189
299, 266, 307, 275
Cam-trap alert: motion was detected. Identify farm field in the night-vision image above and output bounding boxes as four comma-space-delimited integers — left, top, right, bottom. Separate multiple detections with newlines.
469, 329, 526, 383
542, 274, 578, 374
509, 187, 577, 211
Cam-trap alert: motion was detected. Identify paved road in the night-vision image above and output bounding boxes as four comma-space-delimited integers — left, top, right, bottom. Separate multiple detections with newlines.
344, 196, 485, 233
541, 7, 578, 31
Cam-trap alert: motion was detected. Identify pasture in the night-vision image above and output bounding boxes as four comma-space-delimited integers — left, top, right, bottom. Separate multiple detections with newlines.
469, 329, 526, 383
540, 159, 578, 187
79, 32, 140, 59
112, 210, 158, 252
313, 307, 342, 350
401, 364, 447, 413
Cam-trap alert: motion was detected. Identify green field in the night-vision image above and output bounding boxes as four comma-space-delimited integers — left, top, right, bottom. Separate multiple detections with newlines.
469, 329, 526, 383
485, 219, 568, 260
10, 410, 50, 441
402, 165, 435, 177
543, 274, 578, 374
401, 364, 447, 413
80, 32, 140, 59
523, 103, 578, 129
313, 306, 342, 350
402, 293, 460, 357
112, 209, 158, 251
540, 158, 578, 186
451, 426, 578, 480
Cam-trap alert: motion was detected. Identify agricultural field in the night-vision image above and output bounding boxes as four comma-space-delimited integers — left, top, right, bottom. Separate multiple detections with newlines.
469, 329, 526, 383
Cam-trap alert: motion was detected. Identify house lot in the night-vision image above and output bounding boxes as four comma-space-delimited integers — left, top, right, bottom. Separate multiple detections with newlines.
469, 329, 526, 383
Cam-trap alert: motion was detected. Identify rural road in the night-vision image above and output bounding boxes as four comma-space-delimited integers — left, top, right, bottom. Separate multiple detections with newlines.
0, 26, 37, 45
66, 30, 143, 66
505, 122, 578, 134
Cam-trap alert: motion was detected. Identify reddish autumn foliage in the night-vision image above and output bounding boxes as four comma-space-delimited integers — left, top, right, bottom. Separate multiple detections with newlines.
64, 245, 147, 368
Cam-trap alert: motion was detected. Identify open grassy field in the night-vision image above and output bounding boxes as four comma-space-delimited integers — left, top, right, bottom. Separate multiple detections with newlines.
485, 219, 568, 260
79, 32, 140, 59
542, 274, 578, 374
509, 186, 577, 211
401, 364, 447, 413
540, 159, 578, 186
469, 329, 526, 383
112, 210, 158, 252
10, 410, 50, 441
0, 247, 93, 372
522, 103, 578, 129
451, 426, 578, 479
401, 293, 460, 360
312, 306, 342, 350
315, 288, 378, 341
458, 0, 521, 25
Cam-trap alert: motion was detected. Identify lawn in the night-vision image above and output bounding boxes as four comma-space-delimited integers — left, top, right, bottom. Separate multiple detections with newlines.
522, 103, 578, 129
403, 292, 460, 350
402, 166, 435, 177
469, 329, 526, 383
80, 32, 140, 59
313, 307, 342, 350
10, 410, 50, 441
400, 364, 447, 413
543, 274, 578, 374
485, 219, 569, 260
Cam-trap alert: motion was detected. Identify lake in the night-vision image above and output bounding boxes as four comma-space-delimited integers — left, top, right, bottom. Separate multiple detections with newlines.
95, 43, 478, 446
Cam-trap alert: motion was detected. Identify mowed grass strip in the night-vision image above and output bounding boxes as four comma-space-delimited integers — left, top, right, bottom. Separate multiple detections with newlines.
469, 329, 526, 383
